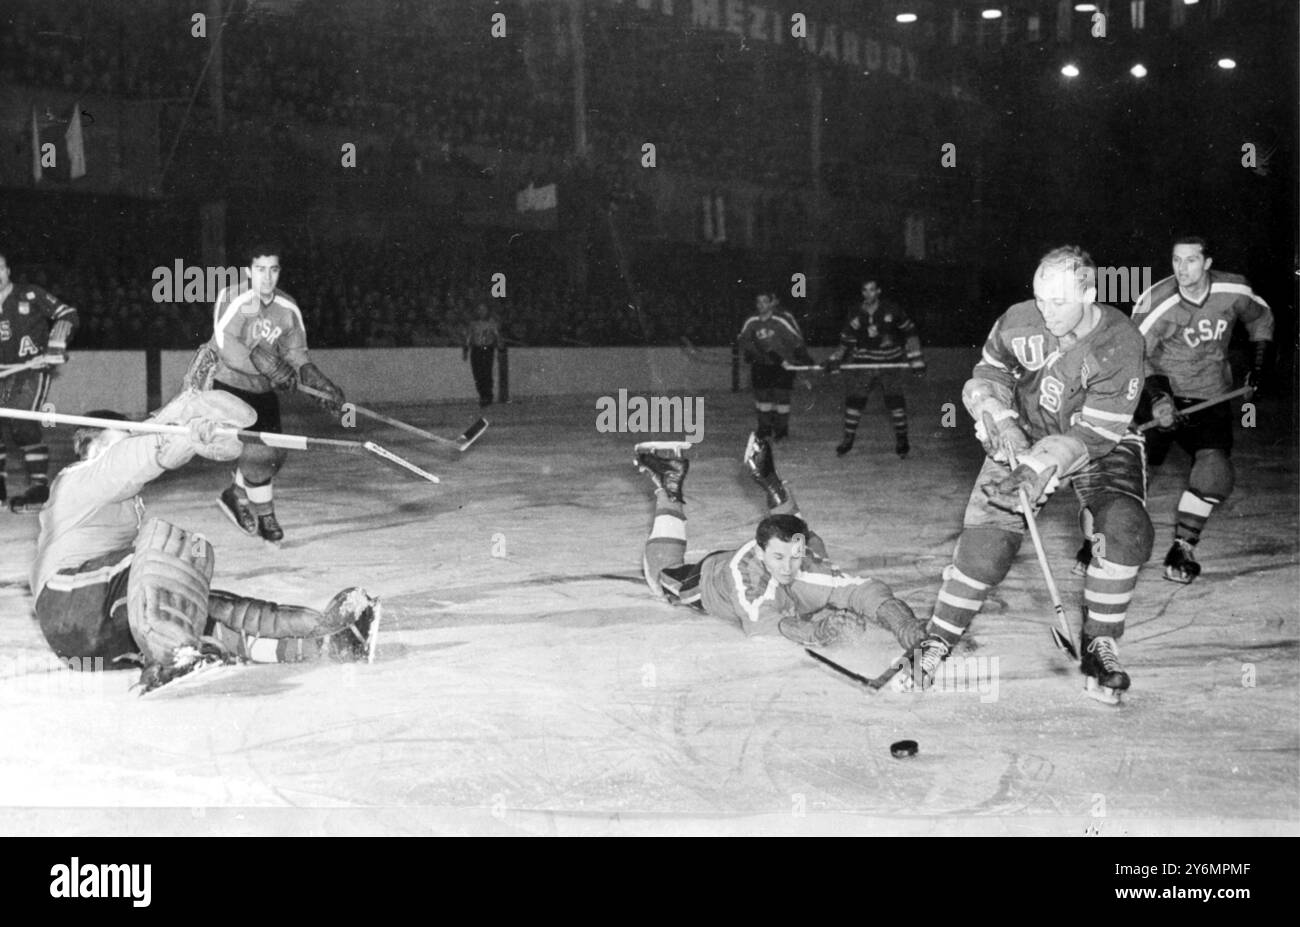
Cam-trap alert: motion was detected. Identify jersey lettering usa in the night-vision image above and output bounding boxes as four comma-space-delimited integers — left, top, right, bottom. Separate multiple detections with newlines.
1131, 271, 1273, 399
974, 301, 1145, 459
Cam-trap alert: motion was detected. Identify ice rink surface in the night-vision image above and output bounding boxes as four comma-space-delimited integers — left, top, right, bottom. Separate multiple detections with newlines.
2, 376, 1297, 836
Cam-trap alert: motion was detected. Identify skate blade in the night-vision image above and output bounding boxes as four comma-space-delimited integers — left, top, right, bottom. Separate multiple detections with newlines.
216, 499, 259, 536
1162, 569, 1197, 585
634, 440, 693, 455
366, 599, 382, 664
1084, 678, 1124, 706
1071, 560, 1088, 577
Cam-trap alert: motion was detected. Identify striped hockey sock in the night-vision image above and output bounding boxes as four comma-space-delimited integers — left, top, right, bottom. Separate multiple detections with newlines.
22, 443, 49, 486
928, 564, 990, 647
1174, 490, 1221, 545
1081, 557, 1140, 639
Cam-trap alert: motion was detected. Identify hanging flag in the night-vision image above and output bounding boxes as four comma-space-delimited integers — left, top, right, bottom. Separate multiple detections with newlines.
31, 102, 88, 183
66, 103, 86, 180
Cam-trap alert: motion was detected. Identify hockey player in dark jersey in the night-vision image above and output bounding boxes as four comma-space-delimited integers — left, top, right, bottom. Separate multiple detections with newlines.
0, 252, 78, 513
634, 435, 927, 651
184, 241, 346, 543
32, 389, 378, 692
1129, 236, 1274, 584
904, 246, 1152, 705
824, 280, 925, 458
735, 291, 814, 441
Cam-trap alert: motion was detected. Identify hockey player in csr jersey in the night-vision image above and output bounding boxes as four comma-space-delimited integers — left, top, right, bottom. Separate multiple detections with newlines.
824, 279, 926, 458
31, 389, 377, 693
1129, 236, 1273, 584
736, 290, 814, 441
904, 246, 1152, 705
634, 434, 927, 651
185, 242, 345, 543
0, 252, 78, 513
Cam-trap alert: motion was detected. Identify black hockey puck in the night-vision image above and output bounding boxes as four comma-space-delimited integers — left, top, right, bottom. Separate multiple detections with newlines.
890, 739, 919, 759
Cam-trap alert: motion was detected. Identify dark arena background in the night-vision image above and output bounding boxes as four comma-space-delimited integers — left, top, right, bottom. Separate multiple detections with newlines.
0, 0, 1297, 853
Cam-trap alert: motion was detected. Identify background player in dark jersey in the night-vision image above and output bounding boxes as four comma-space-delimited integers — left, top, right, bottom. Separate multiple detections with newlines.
905, 246, 1152, 705
186, 242, 346, 543
735, 290, 813, 441
1131, 235, 1274, 584
0, 252, 78, 513
634, 435, 926, 651
824, 280, 926, 458
32, 389, 378, 692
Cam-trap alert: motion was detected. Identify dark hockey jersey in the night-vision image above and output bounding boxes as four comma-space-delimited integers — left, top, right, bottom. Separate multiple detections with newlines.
839, 299, 922, 364
1131, 271, 1273, 399
0, 283, 77, 365
973, 301, 1145, 461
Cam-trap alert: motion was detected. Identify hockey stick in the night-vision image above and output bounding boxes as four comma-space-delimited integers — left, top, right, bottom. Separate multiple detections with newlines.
805, 647, 907, 691
0, 358, 54, 379
998, 435, 1078, 659
1137, 386, 1252, 433
296, 384, 488, 452
0, 408, 440, 483
680, 337, 733, 367
783, 362, 913, 372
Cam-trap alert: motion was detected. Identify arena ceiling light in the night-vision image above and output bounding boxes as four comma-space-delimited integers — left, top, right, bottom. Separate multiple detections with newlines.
895, 13, 918, 24
1074, 3, 1097, 11
1131, 63, 1148, 78
981, 9, 1003, 19
1217, 57, 1237, 69
1061, 63, 1080, 78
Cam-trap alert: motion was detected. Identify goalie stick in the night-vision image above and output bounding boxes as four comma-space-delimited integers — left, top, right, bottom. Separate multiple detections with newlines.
0, 408, 440, 484
0, 357, 57, 379
296, 383, 488, 452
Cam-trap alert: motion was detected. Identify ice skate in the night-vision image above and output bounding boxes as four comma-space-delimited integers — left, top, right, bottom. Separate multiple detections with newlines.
1163, 539, 1201, 584
634, 441, 690, 504
890, 635, 951, 692
835, 436, 854, 457
8, 484, 49, 514
742, 432, 789, 507
256, 509, 284, 544
895, 435, 910, 458
217, 485, 258, 536
325, 588, 382, 662
1081, 633, 1130, 705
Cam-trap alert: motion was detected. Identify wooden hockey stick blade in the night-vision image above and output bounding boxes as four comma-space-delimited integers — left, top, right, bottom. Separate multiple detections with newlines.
805, 648, 905, 691
455, 417, 488, 451
1018, 484, 1079, 660
362, 441, 440, 483
1137, 386, 1252, 432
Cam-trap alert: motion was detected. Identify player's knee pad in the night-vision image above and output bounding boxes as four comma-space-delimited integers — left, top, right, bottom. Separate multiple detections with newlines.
884, 393, 905, 411
1189, 449, 1233, 500
238, 445, 286, 483
1089, 496, 1154, 564
772, 388, 792, 405
127, 519, 214, 666
954, 526, 1022, 586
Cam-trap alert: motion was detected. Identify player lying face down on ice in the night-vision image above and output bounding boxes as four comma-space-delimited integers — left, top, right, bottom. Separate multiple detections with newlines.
634, 434, 927, 651
30, 388, 379, 693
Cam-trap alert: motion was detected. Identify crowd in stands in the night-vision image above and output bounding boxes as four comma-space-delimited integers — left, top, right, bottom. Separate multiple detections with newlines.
2, 0, 817, 189
17, 242, 744, 353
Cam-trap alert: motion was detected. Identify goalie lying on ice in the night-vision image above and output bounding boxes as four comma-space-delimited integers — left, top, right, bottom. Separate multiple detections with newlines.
30, 389, 379, 692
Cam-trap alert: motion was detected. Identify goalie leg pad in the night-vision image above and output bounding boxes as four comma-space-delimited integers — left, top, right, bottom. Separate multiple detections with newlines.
127, 519, 215, 666
207, 589, 342, 639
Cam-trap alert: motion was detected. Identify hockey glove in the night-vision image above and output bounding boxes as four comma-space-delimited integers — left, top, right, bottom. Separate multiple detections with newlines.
45, 318, 73, 365
908, 355, 926, 378
823, 353, 843, 374
792, 346, 816, 368
1150, 393, 1182, 430
982, 461, 1059, 514
1244, 367, 1264, 401
250, 343, 297, 391
299, 362, 345, 413
976, 410, 1030, 463
765, 350, 786, 367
